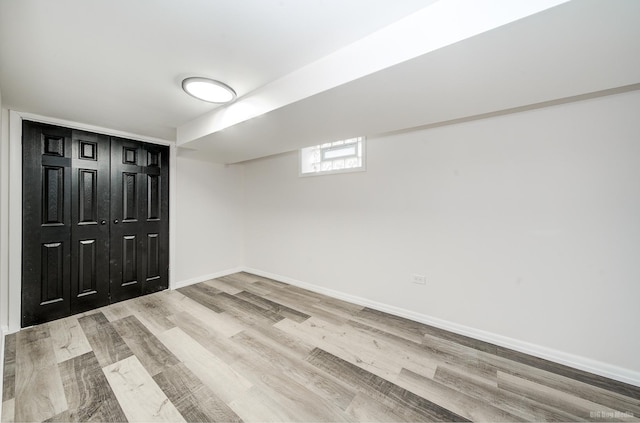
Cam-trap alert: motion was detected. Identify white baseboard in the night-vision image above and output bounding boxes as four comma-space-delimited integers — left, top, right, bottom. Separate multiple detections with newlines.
242, 267, 640, 388
172, 267, 244, 290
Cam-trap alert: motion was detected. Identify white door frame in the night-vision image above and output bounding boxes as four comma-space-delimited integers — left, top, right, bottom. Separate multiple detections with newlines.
5, 110, 177, 332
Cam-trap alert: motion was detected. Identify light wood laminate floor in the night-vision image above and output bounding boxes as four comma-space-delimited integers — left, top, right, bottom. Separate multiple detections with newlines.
2, 272, 639, 422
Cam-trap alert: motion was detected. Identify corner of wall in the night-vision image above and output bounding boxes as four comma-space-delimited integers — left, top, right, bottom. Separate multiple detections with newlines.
238, 162, 248, 270
0, 107, 9, 332
173, 267, 244, 290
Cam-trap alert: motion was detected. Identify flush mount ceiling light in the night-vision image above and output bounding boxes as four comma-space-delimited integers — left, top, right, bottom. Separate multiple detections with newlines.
182, 77, 236, 104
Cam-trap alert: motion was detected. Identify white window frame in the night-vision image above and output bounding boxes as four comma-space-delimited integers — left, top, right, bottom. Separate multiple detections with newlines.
299, 136, 366, 177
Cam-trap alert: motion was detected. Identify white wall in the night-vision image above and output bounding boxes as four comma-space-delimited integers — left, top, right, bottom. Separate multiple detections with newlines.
243, 90, 640, 378
173, 156, 244, 285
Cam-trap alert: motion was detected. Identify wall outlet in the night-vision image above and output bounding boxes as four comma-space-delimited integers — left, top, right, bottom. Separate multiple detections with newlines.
411, 274, 426, 285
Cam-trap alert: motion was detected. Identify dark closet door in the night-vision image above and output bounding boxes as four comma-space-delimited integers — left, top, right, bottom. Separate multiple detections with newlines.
22, 122, 74, 325
109, 137, 169, 303
70, 130, 111, 313
23, 123, 112, 326
142, 142, 170, 295
22, 121, 169, 326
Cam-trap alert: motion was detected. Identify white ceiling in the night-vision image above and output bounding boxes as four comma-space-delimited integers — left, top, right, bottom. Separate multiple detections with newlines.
0, 0, 432, 138
2, 0, 640, 164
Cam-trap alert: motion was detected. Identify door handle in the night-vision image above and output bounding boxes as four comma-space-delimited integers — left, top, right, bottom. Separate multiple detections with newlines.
100, 220, 106, 225
114, 219, 119, 224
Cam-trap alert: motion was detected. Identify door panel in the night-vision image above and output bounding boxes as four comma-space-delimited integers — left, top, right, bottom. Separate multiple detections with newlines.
147, 174, 160, 220
147, 233, 160, 278
41, 242, 64, 303
78, 239, 97, 292
110, 138, 169, 301
140, 143, 169, 295
78, 169, 97, 223
110, 138, 145, 302
42, 166, 65, 225
22, 122, 73, 326
122, 235, 138, 285
70, 130, 110, 314
122, 172, 138, 221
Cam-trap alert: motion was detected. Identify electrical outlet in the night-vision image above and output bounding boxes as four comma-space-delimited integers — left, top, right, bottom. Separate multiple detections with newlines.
411, 274, 426, 285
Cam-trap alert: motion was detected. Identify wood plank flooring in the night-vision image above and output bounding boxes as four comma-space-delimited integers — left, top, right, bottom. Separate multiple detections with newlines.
2, 272, 640, 422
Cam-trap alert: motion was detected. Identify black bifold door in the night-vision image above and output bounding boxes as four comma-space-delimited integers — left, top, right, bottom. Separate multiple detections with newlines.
22, 120, 169, 327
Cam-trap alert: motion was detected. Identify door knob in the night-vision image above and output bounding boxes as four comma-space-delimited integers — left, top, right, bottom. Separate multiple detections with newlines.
114, 219, 119, 224
100, 220, 106, 225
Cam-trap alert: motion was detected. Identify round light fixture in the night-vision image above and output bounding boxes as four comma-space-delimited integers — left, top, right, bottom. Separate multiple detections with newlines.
182, 77, 236, 104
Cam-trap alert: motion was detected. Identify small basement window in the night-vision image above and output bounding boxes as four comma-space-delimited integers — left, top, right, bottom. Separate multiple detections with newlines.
300, 137, 366, 176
